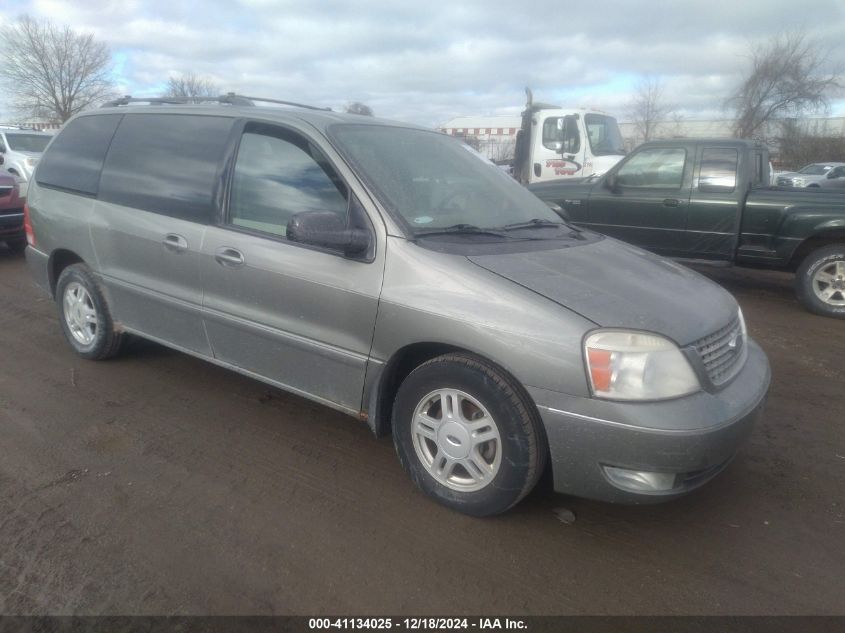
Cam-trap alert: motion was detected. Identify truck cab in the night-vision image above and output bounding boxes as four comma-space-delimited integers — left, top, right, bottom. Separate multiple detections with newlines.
513, 90, 626, 184
528, 138, 845, 318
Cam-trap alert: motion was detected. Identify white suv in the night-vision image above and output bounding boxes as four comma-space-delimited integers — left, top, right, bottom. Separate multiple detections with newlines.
0, 127, 54, 197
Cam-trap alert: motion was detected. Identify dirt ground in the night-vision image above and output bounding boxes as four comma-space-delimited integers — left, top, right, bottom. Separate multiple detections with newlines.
0, 247, 843, 615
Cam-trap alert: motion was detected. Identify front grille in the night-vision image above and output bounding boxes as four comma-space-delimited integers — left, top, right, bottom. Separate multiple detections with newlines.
693, 316, 746, 387
776, 177, 793, 187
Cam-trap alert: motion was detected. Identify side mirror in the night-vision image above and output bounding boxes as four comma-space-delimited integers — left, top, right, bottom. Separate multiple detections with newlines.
827, 171, 839, 179
604, 172, 619, 192
561, 115, 580, 155
543, 200, 570, 221
287, 211, 371, 257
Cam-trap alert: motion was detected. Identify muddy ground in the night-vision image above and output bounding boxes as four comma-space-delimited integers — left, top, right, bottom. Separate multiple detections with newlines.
0, 248, 843, 615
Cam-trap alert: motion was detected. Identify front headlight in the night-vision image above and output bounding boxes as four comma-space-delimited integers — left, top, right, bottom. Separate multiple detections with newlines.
792, 178, 804, 186
584, 330, 700, 401
25, 157, 38, 167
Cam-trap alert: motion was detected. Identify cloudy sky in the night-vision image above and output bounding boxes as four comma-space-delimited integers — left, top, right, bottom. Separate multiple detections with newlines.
1, 0, 844, 127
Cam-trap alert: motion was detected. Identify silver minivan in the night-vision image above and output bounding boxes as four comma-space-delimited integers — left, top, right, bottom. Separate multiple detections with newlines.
25, 99, 770, 516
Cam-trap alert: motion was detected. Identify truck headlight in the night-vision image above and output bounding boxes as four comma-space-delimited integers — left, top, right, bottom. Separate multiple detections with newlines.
25, 157, 38, 167
584, 330, 700, 400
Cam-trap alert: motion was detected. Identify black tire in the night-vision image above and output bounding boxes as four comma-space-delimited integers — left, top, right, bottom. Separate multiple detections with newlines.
56, 263, 125, 359
392, 353, 547, 517
795, 244, 845, 319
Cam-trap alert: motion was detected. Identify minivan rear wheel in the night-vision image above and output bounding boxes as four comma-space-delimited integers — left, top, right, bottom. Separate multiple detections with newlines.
392, 353, 547, 516
56, 263, 124, 359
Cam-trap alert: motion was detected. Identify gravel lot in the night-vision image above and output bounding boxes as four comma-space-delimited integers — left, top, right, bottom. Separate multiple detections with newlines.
1, 247, 843, 615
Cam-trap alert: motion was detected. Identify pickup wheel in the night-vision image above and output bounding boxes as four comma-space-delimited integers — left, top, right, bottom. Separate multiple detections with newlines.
56, 263, 125, 359
796, 245, 845, 319
392, 353, 547, 517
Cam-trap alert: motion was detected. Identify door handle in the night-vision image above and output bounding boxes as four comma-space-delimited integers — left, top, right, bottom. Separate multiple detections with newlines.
163, 233, 188, 253
214, 247, 245, 267
662, 198, 683, 207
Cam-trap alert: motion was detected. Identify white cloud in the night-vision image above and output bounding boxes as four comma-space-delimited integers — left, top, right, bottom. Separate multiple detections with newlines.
1, 0, 843, 125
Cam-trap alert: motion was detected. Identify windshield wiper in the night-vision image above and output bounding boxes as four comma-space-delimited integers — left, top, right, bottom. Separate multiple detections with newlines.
415, 223, 511, 238
500, 218, 586, 239
501, 219, 564, 230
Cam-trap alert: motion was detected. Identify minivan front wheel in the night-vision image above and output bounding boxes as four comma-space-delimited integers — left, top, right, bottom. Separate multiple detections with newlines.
392, 353, 547, 516
56, 264, 124, 359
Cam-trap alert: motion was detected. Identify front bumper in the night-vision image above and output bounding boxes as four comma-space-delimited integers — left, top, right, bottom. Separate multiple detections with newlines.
529, 338, 771, 503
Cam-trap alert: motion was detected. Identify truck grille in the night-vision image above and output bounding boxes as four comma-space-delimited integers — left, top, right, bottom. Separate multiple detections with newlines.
776, 177, 794, 187
693, 316, 746, 387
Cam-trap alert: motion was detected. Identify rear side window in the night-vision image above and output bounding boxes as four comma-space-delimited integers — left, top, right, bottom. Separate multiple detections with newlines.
99, 114, 234, 223
36, 115, 122, 195
699, 148, 738, 192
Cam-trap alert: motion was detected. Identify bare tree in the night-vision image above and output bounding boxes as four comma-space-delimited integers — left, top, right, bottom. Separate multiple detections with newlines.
627, 76, 672, 143
728, 31, 841, 140
165, 72, 219, 103
344, 101, 374, 116
0, 16, 114, 123
776, 118, 845, 170
668, 112, 686, 138
490, 138, 516, 163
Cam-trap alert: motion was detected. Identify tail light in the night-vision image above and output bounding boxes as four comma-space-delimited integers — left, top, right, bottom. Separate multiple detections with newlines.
23, 202, 35, 247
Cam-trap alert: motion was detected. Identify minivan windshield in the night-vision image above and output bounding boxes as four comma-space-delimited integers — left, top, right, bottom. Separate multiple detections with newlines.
5, 133, 51, 153
329, 125, 562, 236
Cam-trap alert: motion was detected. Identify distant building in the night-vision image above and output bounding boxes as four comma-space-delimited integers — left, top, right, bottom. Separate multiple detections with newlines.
618, 116, 845, 152
438, 116, 521, 161
0, 122, 61, 131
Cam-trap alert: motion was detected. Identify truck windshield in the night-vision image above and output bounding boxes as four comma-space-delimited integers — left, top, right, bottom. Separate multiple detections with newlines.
584, 114, 625, 156
798, 164, 832, 175
5, 133, 51, 152
330, 125, 562, 236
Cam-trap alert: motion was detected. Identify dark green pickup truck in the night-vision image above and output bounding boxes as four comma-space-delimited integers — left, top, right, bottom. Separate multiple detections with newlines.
528, 138, 845, 318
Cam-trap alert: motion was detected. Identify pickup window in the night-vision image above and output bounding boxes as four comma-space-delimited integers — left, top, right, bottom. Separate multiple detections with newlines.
699, 148, 738, 192
616, 147, 686, 189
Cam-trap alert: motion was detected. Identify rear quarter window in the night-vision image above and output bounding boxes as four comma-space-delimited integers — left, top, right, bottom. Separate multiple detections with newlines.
35, 114, 123, 195
698, 148, 738, 192
98, 114, 235, 223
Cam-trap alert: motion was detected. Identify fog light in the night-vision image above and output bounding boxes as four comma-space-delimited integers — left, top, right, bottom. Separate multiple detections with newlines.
603, 466, 677, 492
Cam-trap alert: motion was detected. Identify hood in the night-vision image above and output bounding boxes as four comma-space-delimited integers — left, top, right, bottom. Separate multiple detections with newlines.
527, 178, 596, 200
779, 171, 824, 181
468, 237, 738, 346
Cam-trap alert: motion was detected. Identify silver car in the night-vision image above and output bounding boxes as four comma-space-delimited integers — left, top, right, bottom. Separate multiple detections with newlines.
25, 100, 770, 516
817, 165, 845, 190
776, 162, 845, 188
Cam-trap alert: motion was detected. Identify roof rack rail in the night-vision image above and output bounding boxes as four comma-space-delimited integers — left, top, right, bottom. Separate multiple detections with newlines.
101, 96, 194, 107
219, 93, 332, 111
101, 93, 331, 111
